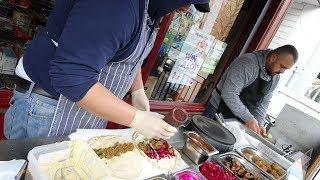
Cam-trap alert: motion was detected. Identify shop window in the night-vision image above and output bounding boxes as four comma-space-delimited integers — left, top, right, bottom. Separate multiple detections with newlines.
144, 0, 245, 103
266, 0, 320, 116
305, 74, 320, 103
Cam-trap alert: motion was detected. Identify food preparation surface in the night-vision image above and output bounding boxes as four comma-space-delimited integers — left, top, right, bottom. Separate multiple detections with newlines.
0, 129, 193, 179
0, 136, 68, 161
0, 122, 292, 179
0, 128, 187, 161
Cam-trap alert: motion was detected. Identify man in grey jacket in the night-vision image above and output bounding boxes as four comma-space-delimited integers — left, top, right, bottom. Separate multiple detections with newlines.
203, 45, 298, 136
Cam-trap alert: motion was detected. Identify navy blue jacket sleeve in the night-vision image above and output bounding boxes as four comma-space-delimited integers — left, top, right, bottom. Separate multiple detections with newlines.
49, 0, 137, 102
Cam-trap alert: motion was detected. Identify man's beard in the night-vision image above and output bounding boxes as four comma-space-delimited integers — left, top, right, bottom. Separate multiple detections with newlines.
266, 67, 273, 76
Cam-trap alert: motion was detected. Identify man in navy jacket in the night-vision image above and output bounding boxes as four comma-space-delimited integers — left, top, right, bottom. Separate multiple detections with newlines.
4, 0, 210, 139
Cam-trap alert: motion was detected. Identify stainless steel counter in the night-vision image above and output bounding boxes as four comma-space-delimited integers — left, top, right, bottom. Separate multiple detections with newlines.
0, 136, 68, 161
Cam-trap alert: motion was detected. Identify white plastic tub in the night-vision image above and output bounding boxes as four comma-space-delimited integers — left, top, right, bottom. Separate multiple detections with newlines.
26, 140, 108, 180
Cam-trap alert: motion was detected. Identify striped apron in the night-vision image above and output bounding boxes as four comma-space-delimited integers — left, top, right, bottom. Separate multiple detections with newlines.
48, 0, 158, 136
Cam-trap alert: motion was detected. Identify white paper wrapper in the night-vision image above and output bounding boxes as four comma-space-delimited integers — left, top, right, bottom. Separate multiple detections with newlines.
68, 128, 189, 179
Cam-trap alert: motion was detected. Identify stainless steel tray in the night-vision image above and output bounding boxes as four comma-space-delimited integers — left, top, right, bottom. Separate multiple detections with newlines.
197, 158, 239, 180
237, 146, 286, 180
182, 131, 219, 165
219, 152, 268, 180
169, 166, 206, 180
241, 125, 293, 163
146, 174, 168, 180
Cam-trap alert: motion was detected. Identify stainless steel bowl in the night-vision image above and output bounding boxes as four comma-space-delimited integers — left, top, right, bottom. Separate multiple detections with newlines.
182, 131, 219, 164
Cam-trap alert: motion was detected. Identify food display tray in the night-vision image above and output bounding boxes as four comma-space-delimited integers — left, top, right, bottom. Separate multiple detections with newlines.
27, 140, 109, 180
236, 146, 287, 180
168, 157, 235, 180
182, 131, 219, 165
219, 152, 269, 180
147, 174, 169, 180
199, 157, 240, 180
169, 166, 206, 180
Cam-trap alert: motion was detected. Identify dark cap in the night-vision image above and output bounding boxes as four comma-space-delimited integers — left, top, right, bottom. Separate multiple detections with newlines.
194, 3, 210, 13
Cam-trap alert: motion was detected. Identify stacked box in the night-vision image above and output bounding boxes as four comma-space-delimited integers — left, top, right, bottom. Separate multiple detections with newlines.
0, 47, 18, 75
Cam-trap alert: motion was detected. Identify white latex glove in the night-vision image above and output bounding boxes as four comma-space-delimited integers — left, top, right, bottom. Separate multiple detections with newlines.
130, 110, 178, 139
131, 88, 150, 111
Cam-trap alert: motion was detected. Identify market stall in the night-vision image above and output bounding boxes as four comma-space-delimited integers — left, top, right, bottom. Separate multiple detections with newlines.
1, 0, 318, 179
0, 115, 302, 180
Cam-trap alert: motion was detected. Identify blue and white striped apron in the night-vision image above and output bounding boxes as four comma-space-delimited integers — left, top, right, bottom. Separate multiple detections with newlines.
48, 0, 158, 136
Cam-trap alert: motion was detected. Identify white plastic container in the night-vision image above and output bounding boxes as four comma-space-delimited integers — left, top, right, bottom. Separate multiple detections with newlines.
26, 140, 108, 180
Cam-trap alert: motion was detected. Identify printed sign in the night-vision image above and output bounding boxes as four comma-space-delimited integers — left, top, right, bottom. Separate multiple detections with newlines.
200, 39, 227, 74
168, 27, 216, 85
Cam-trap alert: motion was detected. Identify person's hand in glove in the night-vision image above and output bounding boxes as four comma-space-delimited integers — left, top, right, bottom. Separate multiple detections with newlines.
130, 110, 177, 139
131, 88, 150, 111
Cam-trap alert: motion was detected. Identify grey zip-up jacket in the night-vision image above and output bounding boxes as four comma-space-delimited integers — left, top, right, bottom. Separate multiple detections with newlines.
209, 50, 280, 125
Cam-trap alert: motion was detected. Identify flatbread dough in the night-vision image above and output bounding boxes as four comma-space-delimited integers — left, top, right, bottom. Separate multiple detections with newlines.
88, 135, 143, 179
39, 140, 109, 179
133, 133, 181, 171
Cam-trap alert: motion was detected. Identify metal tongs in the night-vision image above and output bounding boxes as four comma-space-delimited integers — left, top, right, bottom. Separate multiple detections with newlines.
214, 113, 228, 127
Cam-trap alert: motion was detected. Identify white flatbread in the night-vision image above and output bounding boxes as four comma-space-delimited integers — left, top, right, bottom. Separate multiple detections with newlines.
133, 133, 181, 171
88, 135, 143, 179
88, 135, 130, 149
